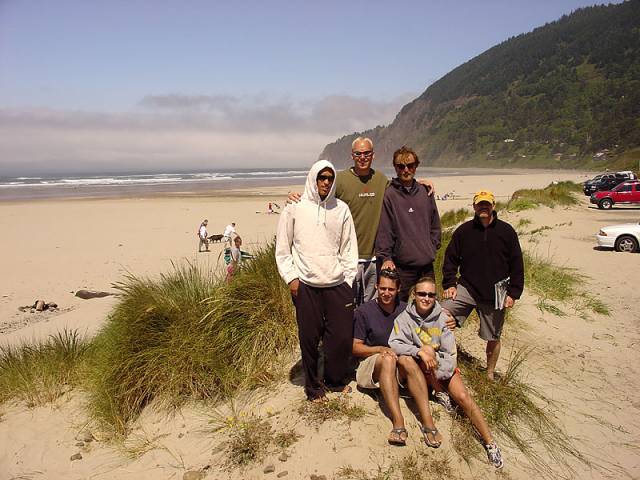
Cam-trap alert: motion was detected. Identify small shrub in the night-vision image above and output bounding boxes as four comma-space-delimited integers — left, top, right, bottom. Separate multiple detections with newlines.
273, 428, 301, 449
297, 396, 367, 428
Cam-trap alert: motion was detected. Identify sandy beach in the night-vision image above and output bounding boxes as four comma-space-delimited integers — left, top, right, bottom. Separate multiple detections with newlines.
1, 168, 639, 479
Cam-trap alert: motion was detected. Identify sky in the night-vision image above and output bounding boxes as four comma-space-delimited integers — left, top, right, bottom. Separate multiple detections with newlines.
0, 0, 616, 175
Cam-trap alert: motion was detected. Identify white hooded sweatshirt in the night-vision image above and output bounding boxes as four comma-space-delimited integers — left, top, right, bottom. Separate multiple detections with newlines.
276, 160, 358, 288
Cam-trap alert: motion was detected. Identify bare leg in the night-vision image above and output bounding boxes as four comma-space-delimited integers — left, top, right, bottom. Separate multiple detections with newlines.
373, 355, 404, 430
446, 371, 494, 444
486, 340, 501, 380
397, 356, 442, 443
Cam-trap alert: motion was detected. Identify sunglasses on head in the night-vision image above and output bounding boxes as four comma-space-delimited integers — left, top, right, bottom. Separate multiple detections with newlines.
394, 162, 417, 171
415, 291, 436, 299
352, 150, 373, 158
317, 174, 335, 182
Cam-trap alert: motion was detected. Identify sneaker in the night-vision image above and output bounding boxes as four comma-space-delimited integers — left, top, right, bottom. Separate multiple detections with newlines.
434, 391, 456, 413
485, 442, 504, 469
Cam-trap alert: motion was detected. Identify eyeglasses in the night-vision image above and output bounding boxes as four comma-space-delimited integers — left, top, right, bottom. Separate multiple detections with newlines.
394, 162, 417, 171
352, 150, 373, 158
415, 291, 437, 299
317, 174, 335, 182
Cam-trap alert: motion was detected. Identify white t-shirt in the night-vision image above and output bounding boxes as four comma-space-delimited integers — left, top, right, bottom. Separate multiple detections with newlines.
198, 225, 207, 239
223, 224, 236, 238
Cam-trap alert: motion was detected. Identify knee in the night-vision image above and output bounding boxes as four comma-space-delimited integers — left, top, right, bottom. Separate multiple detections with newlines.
453, 388, 471, 407
398, 356, 420, 374
379, 354, 397, 373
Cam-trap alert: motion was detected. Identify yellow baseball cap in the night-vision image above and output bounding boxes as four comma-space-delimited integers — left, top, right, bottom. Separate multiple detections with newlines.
473, 190, 495, 205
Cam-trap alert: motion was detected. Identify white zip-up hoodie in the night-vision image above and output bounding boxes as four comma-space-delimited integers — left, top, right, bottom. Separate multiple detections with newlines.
276, 160, 358, 288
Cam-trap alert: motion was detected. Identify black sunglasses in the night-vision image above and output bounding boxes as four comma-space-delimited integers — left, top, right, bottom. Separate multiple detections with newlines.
317, 174, 335, 182
394, 162, 417, 171
415, 291, 437, 298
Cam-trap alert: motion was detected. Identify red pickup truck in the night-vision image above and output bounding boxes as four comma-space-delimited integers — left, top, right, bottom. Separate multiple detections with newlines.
590, 180, 640, 209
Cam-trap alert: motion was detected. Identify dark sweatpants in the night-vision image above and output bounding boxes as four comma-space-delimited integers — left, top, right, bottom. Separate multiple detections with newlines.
294, 282, 354, 400
396, 263, 434, 302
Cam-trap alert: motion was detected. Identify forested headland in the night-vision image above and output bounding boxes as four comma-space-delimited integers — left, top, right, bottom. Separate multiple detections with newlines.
321, 1, 640, 171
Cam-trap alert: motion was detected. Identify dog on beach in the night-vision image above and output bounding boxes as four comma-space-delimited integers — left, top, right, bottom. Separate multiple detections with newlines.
208, 234, 224, 243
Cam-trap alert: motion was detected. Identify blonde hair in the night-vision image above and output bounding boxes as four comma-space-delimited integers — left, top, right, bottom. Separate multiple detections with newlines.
351, 137, 373, 150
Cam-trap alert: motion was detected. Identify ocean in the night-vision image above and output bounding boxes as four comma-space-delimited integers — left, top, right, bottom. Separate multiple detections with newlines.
0, 167, 515, 201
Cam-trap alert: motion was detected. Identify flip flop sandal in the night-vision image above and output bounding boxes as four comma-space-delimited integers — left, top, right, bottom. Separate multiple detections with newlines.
420, 425, 442, 448
388, 427, 408, 446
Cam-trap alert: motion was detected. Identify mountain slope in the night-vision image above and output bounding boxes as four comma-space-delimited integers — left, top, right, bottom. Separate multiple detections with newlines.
320, 1, 640, 169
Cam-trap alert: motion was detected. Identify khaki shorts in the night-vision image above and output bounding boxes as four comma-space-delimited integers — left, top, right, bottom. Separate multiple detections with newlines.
440, 283, 506, 341
356, 353, 405, 389
356, 354, 381, 389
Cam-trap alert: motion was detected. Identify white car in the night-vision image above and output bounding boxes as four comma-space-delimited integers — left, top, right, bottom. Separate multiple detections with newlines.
596, 222, 640, 252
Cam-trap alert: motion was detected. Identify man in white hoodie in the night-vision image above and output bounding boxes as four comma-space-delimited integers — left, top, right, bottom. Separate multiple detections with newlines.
276, 160, 359, 401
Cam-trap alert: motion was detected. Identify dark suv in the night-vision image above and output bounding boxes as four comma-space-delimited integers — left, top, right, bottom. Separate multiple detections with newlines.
584, 171, 637, 196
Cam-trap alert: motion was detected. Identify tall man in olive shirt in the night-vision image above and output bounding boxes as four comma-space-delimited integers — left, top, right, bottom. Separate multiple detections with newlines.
336, 137, 389, 305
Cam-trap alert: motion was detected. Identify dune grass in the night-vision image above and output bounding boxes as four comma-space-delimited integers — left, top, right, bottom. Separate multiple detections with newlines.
0, 329, 89, 407
507, 181, 582, 211
85, 241, 297, 435
454, 346, 585, 478
524, 250, 609, 318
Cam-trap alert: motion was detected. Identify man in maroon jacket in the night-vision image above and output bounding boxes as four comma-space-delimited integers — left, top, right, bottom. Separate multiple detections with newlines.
375, 146, 441, 302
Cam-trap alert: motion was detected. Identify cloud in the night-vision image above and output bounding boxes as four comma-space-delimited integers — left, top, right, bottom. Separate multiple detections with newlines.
0, 92, 416, 174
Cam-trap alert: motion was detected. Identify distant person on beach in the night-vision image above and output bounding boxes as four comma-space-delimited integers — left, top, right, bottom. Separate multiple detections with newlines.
276, 160, 358, 402
441, 190, 524, 380
287, 137, 435, 306
388, 276, 504, 468
226, 236, 243, 281
198, 219, 209, 253
375, 146, 441, 302
352, 268, 441, 447
222, 222, 236, 246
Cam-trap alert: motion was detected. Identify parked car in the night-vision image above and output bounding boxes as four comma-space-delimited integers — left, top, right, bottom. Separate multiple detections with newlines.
583, 171, 637, 196
596, 222, 640, 252
590, 180, 640, 209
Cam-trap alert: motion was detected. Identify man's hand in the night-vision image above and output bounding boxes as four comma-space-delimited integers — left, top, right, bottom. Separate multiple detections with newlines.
287, 192, 302, 204
443, 286, 457, 300
418, 347, 438, 370
443, 309, 457, 331
417, 178, 435, 196
504, 295, 515, 309
289, 279, 300, 298
381, 259, 396, 271
378, 347, 398, 360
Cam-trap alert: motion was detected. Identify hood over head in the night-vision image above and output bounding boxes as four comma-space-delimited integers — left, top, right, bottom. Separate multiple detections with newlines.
303, 160, 337, 204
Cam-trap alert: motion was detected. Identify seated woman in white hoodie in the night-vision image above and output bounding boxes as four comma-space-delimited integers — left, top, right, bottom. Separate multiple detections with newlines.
389, 276, 504, 469
276, 160, 358, 402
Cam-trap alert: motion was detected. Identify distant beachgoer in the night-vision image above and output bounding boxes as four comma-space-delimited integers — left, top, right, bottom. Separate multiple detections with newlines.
375, 146, 441, 302
198, 219, 209, 253
389, 276, 504, 468
441, 190, 524, 380
222, 222, 236, 246
268, 202, 274, 214
276, 160, 358, 402
352, 268, 441, 447
286, 137, 436, 306
226, 236, 243, 281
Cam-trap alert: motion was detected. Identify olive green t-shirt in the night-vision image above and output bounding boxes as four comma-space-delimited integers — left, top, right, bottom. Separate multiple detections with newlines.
335, 168, 389, 259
